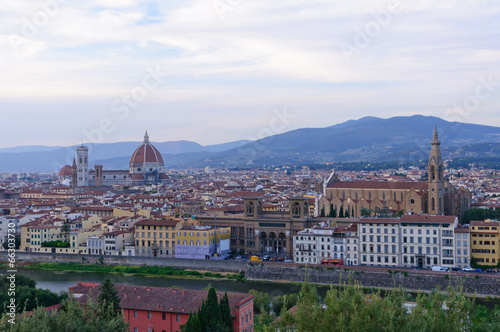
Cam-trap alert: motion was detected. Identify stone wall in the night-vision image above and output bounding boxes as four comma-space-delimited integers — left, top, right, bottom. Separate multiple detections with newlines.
0, 252, 247, 273
246, 264, 500, 296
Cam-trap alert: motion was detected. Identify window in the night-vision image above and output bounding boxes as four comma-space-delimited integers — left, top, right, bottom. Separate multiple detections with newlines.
177, 314, 181, 322
162, 312, 166, 320
148, 311, 152, 319
134, 310, 137, 318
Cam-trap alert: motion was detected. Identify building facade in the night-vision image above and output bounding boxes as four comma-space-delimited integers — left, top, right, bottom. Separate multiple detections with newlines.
175, 225, 231, 259
470, 219, 499, 266
317, 126, 472, 218
134, 218, 183, 257
70, 283, 255, 332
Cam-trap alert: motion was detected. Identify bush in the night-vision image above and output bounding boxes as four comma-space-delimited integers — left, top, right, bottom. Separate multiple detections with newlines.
41, 241, 70, 248
403, 271, 408, 277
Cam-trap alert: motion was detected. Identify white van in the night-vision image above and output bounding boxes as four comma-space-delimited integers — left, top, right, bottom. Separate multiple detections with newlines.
432, 266, 448, 272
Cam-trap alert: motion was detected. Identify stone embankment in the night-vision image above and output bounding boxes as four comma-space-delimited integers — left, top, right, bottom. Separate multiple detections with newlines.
0, 252, 246, 273
246, 264, 500, 297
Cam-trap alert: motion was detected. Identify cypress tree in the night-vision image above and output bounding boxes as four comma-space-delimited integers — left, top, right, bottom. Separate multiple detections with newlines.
97, 279, 121, 316
333, 208, 337, 218
320, 207, 325, 217
198, 300, 208, 329
328, 204, 334, 217
339, 206, 344, 218
220, 293, 233, 331
352, 207, 355, 218
206, 287, 223, 329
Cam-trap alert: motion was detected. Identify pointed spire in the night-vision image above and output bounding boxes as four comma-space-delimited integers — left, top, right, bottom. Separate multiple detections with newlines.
144, 130, 150, 144
72, 157, 76, 168
433, 124, 438, 141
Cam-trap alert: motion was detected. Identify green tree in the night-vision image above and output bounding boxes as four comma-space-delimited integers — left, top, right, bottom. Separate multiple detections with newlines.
320, 207, 325, 217
220, 293, 232, 332
248, 289, 271, 315
61, 224, 71, 242
332, 208, 336, 218
328, 204, 334, 217
206, 287, 223, 330
2, 236, 20, 250
339, 206, 344, 218
98, 279, 121, 316
0, 296, 129, 332
360, 208, 372, 217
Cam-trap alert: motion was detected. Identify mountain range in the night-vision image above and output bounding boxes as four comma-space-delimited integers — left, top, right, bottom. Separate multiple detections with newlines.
2, 115, 500, 173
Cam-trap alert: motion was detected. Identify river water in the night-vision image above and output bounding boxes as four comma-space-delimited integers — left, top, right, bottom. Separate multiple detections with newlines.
3, 269, 499, 310
2, 268, 310, 299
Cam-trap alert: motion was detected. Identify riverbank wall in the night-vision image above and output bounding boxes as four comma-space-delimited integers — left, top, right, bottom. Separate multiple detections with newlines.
0, 252, 247, 273
4, 252, 500, 296
246, 264, 500, 297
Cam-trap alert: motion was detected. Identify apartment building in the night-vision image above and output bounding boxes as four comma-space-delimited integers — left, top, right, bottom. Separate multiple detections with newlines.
175, 225, 231, 259
470, 219, 499, 266
134, 218, 183, 257
293, 226, 346, 264
359, 215, 462, 269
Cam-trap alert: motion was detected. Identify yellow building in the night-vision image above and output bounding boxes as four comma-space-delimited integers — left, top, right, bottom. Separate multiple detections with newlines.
175, 225, 231, 259
29, 224, 64, 253
470, 219, 500, 266
134, 218, 183, 257
70, 226, 104, 254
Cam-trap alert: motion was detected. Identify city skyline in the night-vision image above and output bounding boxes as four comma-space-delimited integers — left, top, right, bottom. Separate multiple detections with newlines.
1, 1, 499, 149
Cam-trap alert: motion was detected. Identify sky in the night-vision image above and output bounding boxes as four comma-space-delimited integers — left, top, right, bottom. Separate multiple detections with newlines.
1, 0, 500, 149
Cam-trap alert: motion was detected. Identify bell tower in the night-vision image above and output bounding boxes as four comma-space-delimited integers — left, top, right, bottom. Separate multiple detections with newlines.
427, 125, 444, 215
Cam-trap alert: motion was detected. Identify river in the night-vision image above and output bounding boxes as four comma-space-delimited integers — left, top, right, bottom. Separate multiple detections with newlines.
2, 268, 310, 299
3, 269, 500, 310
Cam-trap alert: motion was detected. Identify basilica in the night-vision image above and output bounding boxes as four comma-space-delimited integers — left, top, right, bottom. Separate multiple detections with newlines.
317, 126, 472, 217
59, 131, 169, 187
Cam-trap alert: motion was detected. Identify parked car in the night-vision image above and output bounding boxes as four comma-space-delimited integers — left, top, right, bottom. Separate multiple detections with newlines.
284, 259, 293, 263
463, 267, 474, 272
451, 267, 460, 272
485, 268, 495, 274
235, 255, 242, 260
474, 268, 483, 273
262, 255, 270, 261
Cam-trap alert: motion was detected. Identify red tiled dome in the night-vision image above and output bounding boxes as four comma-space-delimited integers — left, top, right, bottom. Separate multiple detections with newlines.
159, 173, 169, 180
130, 132, 164, 166
132, 174, 144, 181
59, 165, 72, 176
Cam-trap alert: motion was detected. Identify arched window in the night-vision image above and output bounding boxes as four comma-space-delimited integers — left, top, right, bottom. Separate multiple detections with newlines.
431, 197, 435, 211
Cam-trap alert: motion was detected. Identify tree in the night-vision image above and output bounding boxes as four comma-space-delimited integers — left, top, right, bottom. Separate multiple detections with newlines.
61, 224, 71, 242
352, 207, 354, 218
0, 296, 129, 332
220, 293, 232, 332
339, 206, 344, 218
248, 289, 270, 314
98, 279, 121, 316
206, 287, 223, 330
360, 208, 372, 217
320, 207, 325, 217
328, 204, 334, 217
332, 208, 337, 218
2, 235, 20, 250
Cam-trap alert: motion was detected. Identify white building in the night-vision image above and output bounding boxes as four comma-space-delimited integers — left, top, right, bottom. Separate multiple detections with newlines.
345, 223, 359, 266
454, 224, 470, 269
293, 226, 346, 264
359, 215, 461, 269
102, 230, 134, 255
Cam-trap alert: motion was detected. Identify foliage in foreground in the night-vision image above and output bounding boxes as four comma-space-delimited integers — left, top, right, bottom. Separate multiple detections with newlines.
0, 296, 129, 332
181, 286, 233, 332
0, 274, 65, 315
267, 278, 500, 332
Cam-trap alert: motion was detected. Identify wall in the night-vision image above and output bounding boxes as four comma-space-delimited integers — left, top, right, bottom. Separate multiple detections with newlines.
0, 252, 247, 273
246, 264, 500, 296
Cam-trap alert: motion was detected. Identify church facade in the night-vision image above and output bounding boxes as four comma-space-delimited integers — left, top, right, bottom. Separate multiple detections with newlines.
317, 126, 472, 218
60, 132, 169, 187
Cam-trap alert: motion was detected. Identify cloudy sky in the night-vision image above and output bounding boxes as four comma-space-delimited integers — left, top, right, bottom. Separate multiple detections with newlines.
1, 0, 499, 148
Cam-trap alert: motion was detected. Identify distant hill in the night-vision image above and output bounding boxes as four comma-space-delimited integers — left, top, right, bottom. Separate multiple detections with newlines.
2, 115, 500, 172
190, 115, 500, 168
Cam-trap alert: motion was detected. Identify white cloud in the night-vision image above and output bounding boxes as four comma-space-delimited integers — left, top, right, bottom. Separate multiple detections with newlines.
0, 0, 499, 147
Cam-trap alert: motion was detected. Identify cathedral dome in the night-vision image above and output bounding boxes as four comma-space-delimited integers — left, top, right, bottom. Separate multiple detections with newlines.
59, 165, 72, 177
129, 131, 164, 167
